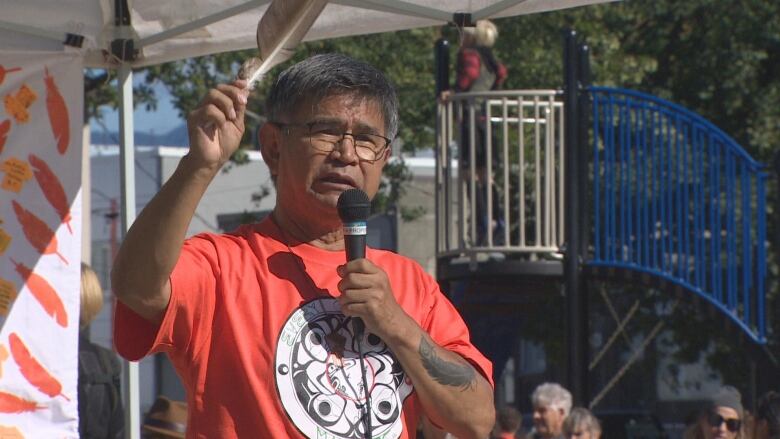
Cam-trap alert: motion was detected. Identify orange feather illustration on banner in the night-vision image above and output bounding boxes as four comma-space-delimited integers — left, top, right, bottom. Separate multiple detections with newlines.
44, 68, 69, 155
0, 119, 10, 154
10, 259, 68, 328
11, 200, 68, 265
0, 65, 22, 86
0, 391, 42, 414
9, 333, 67, 400
29, 154, 73, 234
3, 84, 36, 124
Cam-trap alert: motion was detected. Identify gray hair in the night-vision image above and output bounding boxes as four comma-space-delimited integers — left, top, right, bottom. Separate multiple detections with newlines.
532, 382, 573, 415
266, 53, 399, 140
563, 408, 601, 437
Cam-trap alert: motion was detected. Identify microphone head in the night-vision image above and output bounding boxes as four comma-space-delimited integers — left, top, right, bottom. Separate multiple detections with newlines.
337, 189, 371, 223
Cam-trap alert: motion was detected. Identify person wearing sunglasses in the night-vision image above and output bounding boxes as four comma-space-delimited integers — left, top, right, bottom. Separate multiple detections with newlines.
685, 386, 745, 439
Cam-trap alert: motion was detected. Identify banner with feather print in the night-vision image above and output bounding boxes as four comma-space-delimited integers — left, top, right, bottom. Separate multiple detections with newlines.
0, 51, 82, 438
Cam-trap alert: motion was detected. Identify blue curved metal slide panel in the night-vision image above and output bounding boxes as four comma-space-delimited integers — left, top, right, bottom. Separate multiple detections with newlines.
588, 87, 767, 344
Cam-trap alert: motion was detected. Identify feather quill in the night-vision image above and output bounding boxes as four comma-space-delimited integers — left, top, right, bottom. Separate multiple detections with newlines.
240, 0, 328, 88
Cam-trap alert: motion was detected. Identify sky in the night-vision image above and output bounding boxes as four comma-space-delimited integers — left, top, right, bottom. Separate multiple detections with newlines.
89, 75, 184, 136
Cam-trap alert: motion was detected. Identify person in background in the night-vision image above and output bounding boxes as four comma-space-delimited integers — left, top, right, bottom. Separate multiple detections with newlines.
78, 263, 124, 439
754, 391, 780, 439
529, 383, 572, 439
142, 396, 188, 439
441, 19, 508, 246
562, 408, 601, 439
684, 385, 746, 439
492, 405, 523, 439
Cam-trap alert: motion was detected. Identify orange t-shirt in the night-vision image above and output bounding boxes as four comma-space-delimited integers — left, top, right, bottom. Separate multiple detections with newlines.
114, 218, 493, 438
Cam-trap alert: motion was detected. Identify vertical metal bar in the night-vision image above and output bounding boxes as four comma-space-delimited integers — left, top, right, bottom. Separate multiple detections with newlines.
607, 94, 615, 262
682, 121, 690, 282
741, 162, 750, 326
757, 173, 767, 338
559, 101, 565, 247
642, 104, 650, 266
436, 101, 443, 254
727, 151, 736, 308
519, 96, 526, 248
445, 100, 452, 251
672, 114, 684, 278
458, 101, 467, 251
563, 30, 585, 405
635, 103, 643, 266
651, 107, 658, 270
486, 101, 494, 248
693, 126, 701, 289
550, 97, 557, 247
593, 94, 601, 260
503, 98, 510, 248
534, 95, 541, 247
118, 64, 141, 439
469, 101, 477, 247
665, 113, 673, 274
714, 138, 722, 303
635, 102, 642, 265
545, 100, 552, 248
577, 45, 591, 265
617, 99, 625, 261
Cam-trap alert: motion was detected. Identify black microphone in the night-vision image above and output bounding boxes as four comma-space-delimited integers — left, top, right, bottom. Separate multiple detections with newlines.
337, 188, 371, 262
337, 189, 373, 438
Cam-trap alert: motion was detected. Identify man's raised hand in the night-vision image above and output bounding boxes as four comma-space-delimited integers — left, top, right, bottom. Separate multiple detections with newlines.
186, 79, 250, 171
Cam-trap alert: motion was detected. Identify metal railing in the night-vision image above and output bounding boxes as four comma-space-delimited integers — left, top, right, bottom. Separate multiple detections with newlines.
436, 90, 566, 261
589, 87, 768, 343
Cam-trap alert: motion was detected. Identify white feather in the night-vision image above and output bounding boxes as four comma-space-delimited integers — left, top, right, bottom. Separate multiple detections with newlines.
244, 0, 328, 88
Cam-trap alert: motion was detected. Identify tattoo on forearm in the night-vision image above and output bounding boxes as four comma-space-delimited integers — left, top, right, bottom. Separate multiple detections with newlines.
418, 337, 475, 391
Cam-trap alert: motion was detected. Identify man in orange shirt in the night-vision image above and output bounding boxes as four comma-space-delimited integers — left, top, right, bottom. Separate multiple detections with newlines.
112, 53, 495, 438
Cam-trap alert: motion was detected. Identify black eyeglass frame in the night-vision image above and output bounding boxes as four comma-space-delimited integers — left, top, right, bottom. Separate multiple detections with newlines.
271, 121, 392, 163
707, 412, 742, 432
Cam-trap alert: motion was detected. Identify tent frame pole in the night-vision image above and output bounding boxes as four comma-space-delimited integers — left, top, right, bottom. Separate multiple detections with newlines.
0, 20, 63, 42
118, 64, 141, 439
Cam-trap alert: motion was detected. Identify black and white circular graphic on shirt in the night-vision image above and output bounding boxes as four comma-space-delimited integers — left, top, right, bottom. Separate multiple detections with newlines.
275, 297, 414, 439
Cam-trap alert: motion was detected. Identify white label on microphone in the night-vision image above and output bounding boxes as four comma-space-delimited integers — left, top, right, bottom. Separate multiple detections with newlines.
343, 221, 367, 235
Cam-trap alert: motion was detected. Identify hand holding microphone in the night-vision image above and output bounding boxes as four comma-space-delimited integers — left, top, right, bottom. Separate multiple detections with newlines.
336, 189, 408, 341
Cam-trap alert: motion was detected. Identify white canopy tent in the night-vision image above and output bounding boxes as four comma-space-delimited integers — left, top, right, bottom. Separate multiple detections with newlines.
3, 0, 613, 67
1, 1, 616, 436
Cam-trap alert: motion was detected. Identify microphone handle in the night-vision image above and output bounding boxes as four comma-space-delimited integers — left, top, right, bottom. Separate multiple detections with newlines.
344, 233, 366, 335
345, 234, 366, 261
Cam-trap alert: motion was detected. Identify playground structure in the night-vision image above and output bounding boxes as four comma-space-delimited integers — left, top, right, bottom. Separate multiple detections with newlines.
434, 31, 770, 406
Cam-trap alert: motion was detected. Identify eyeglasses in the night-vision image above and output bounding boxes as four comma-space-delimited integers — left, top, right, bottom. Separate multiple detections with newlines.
273, 121, 391, 163
707, 412, 741, 432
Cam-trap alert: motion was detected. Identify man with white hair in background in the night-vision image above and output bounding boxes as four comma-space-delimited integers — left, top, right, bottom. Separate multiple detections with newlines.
529, 382, 573, 439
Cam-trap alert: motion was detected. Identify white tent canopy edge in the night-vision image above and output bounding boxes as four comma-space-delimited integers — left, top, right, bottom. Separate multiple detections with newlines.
1, 0, 614, 67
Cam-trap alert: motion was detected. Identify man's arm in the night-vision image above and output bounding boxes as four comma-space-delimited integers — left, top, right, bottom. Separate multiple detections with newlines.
337, 260, 495, 439
111, 81, 249, 322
